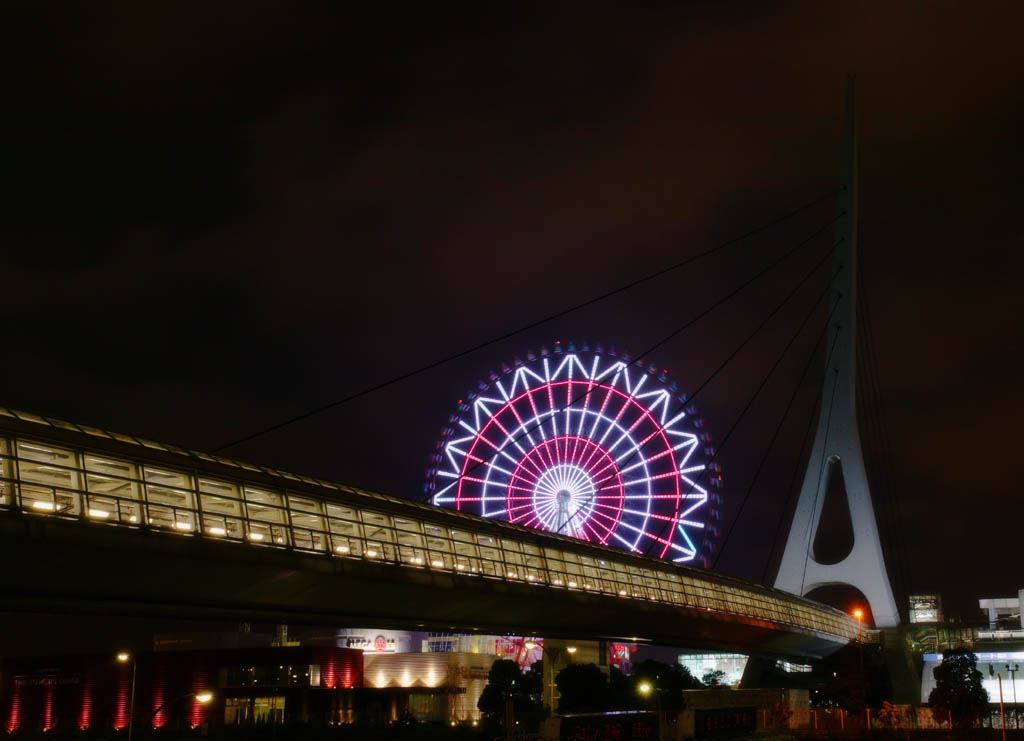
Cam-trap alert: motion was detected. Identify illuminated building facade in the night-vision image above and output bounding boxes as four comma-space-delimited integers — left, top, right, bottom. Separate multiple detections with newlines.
921, 651, 1024, 706
677, 653, 748, 687
423, 633, 543, 668
362, 652, 496, 722
909, 595, 943, 624
1, 646, 362, 733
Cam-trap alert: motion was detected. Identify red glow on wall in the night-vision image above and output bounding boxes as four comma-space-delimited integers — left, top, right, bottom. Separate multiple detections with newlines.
321, 652, 337, 689
151, 667, 167, 728
189, 660, 208, 728
113, 667, 131, 729
6, 683, 22, 732
79, 671, 93, 729
314, 648, 361, 690
42, 681, 54, 731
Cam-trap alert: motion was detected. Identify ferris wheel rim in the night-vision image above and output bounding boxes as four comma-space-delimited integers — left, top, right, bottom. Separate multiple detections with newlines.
426, 345, 719, 564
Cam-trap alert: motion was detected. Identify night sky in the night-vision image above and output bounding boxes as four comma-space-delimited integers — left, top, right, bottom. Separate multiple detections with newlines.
4, 2, 1022, 621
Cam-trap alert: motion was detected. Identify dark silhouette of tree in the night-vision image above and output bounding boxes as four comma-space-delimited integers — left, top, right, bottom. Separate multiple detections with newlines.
702, 669, 727, 687
631, 659, 703, 710
523, 660, 543, 705
555, 664, 611, 714
815, 642, 892, 713
478, 659, 538, 723
928, 650, 988, 729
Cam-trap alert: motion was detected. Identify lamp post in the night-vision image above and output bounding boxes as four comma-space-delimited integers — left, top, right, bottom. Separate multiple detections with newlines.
116, 653, 137, 741
1007, 664, 1019, 728
989, 665, 1006, 740
523, 641, 577, 714
145, 691, 214, 729
852, 609, 864, 671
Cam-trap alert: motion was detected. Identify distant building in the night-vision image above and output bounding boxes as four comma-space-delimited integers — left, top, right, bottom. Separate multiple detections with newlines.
921, 651, 1024, 706
909, 594, 943, 624
421, 633, 542, 667
677, 654, 747, 686
979, 591, 1022, 633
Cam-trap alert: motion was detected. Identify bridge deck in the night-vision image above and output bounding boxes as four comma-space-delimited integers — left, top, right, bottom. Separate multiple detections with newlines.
0, 407, 858, 656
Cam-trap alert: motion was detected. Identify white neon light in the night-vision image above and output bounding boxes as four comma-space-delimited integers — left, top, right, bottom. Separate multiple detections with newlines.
430, 351, 716, 562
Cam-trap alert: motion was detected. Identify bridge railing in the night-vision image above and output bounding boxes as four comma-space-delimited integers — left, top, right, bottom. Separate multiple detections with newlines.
0, 427, 858, 643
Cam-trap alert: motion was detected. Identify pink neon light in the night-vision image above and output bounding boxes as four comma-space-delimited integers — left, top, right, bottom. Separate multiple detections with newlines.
439, 352, 710, 562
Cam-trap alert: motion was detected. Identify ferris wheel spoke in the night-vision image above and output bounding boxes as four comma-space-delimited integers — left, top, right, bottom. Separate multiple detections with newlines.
429, 352, 715, 566
490, 415, 527, 456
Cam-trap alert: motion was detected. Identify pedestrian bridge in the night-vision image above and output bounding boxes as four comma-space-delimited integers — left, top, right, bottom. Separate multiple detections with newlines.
0, 407, 859, 658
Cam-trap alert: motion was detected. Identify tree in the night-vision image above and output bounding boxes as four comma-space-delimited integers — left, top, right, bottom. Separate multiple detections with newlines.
702, 669, 727, 688
928, 650, 988, 729
631, 659, 703, 711
815, 642, 892, 713
555, 663, 611, 714
478, 659, 538, 724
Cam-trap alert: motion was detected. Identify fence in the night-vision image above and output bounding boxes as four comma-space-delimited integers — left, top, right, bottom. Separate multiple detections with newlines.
784, 706, 1024, 732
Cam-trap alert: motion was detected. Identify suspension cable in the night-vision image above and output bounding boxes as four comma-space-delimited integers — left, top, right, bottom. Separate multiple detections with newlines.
422, 215, 843, 505
711, 291, 843, 571
212, 189, 841, 452
760, 390, 821, 586
557, 234, 843, 538
640, 258, 844, 557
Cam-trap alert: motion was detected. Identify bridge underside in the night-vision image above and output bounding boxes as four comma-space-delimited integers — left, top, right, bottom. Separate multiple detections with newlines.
1, 512, 843, 660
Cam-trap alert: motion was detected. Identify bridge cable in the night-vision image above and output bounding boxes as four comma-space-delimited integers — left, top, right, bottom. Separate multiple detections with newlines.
638, 252, 845, 558
856, 262, 913, 615
853, 303, 905, 610
556, 234, 843, 541
760, 390, 822, 586
212, 189, 842, 452
710, 292, 842, 571
419, 210, 843, 505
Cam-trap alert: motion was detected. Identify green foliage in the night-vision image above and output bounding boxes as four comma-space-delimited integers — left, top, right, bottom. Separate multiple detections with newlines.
928, 649, 988, 729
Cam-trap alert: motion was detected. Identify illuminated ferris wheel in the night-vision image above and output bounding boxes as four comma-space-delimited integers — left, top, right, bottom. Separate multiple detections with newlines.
425, 344, 721, 564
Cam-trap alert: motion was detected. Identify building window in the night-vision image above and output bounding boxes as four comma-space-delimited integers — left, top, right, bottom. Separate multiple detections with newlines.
224, 696, 285, 725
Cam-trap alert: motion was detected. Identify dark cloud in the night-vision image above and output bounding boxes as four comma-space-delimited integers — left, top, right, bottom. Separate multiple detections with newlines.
2, 1, 1021, 619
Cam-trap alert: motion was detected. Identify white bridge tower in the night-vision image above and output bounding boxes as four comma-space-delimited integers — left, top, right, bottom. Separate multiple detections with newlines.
774, 77, 901, 628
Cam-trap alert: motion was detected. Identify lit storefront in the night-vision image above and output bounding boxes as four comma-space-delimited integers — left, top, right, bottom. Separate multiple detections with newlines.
922, 651, 1024, 706
362, 652, 496, 722
677, 653, 748, 686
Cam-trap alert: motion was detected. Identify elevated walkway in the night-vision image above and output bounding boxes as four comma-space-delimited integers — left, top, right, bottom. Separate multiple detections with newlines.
0, 406, 857, 657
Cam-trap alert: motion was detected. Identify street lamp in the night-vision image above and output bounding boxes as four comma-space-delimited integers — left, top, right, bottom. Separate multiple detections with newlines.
852, 609, 864, 670
116, 653, 137, 741
637, 680, 661, 717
